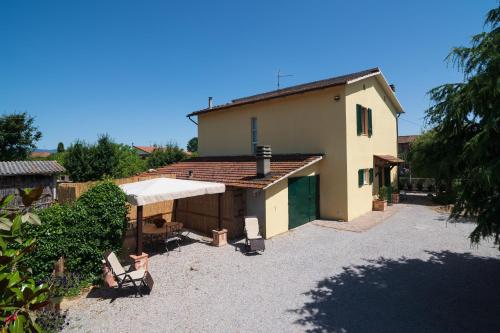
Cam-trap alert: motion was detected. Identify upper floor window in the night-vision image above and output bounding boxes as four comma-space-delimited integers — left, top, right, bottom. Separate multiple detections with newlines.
251, 117, 258, 153
356, 104, 372, 137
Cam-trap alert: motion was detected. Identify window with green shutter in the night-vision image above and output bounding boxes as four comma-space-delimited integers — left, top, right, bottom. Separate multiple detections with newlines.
369, 168, 374, 184
358, 169, 364, 187
357, 104, 372, 136
367, 108, 373, 137
356, 104, 362, 135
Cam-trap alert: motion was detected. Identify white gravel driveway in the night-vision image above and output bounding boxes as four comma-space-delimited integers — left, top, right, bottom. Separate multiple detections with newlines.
64, 198, 500, 333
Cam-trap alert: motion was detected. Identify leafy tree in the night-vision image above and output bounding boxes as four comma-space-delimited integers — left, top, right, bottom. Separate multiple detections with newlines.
64, 140, 94, 182
408, 130, 458, 189
92, 134, 117, 179
0, 189, 50, 332
423, 7, 500, 248
113, 144, 147, 178
0, 112, 42, 161
57, 142, 65, 153
147, 143, 186, 169
187, 137, 198, 153
64, 135, 147, 182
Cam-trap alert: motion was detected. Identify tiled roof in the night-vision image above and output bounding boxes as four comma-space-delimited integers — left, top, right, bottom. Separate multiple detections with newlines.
0, 161, 66, 176
133, 146, 156, 154
188, 67, 382, 116
142, 154, 323, 189
30, 151, 52, 158
398, 135, 419, 144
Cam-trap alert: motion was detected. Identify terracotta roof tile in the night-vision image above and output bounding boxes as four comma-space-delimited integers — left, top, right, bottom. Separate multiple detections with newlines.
397, 135, 419, 144
141, 154, 323, 189
134, 146, 156, 154
188, 68, 381, 116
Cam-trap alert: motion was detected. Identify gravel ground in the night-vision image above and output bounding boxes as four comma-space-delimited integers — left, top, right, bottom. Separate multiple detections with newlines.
64, 198, 500, 333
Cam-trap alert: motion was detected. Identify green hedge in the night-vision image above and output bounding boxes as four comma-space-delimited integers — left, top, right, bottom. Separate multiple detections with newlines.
23, 181, 128, 281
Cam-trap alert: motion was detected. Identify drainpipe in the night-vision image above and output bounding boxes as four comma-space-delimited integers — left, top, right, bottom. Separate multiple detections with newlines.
396, 112, 401, 191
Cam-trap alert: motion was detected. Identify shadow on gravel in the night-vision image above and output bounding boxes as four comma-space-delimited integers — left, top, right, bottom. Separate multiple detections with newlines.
291, 251, 500, 333
86, 285, 149, 302
401, 193, 438, 206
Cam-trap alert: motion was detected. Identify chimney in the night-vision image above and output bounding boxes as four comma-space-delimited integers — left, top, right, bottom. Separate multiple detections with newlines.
256, 145, 272, 178
208, 97, 213, 109
389, 84, 396, 92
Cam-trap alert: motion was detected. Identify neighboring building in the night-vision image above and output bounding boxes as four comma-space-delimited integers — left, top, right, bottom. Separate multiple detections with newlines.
398, 135, 419, 156
133, 146, 156, 158
146, 67, 404, 238
30, 151, 52, 159
0, 161, 66, 209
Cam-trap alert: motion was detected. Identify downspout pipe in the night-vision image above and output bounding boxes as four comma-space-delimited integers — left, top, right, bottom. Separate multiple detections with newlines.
396, 112, 401, 191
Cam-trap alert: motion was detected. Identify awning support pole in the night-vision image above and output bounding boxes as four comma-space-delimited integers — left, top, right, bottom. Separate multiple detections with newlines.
136, 206, 143, 255
218, 193, 223, 231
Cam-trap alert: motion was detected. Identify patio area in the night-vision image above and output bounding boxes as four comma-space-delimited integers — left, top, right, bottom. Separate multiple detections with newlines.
63, 199, 500, 333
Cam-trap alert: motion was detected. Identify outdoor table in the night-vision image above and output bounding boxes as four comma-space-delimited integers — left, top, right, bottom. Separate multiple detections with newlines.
143, 222, 184, 251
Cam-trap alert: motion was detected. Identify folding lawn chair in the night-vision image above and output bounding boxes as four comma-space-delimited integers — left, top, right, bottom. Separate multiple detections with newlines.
104, 251, 153, 296
244, 217, 265, 253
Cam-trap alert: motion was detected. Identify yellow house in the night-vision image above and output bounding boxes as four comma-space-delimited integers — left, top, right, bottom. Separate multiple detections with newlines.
152, 68, 404, 238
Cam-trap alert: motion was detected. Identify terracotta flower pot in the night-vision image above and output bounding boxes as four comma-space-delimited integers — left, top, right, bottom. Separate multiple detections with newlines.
373, 200, 387, 211
392, 193, 400, 204
212, 229, 228, 247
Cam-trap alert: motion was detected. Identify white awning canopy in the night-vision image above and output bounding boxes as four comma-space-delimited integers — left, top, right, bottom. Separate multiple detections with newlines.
120, 177, 226, 206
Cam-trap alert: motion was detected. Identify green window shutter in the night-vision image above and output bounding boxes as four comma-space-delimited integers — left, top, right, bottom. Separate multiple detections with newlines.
369, 168, 374, 184
358, 169, 364, 187
356, 104, 362, 136
367, 108, 373, 137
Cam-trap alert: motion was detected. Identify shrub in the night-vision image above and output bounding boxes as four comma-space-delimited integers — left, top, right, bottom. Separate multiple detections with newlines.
147, 143, 186, 169
378, 186, 388, 201
0, 189, 50, 332
23, 181, 128, 282
407, 182, 413, 191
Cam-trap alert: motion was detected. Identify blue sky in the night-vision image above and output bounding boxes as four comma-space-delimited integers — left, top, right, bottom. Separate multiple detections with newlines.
0, 0, 495, 149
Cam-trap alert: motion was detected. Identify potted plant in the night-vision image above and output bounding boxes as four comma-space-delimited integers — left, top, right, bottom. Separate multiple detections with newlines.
373, 186, 388, 211
391, 186, 400, 204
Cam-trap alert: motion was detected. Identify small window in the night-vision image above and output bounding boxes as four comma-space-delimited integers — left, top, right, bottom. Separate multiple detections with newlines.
251, 117, 258, 153
356, 104, 373, 136
363, 169, 370, 185
358, 168, 374, 187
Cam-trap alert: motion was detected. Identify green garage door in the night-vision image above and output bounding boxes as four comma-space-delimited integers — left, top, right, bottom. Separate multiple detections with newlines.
288, 175, 319, 229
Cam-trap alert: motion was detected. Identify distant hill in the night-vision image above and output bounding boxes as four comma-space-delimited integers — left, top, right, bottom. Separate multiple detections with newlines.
34, 148, 57, 153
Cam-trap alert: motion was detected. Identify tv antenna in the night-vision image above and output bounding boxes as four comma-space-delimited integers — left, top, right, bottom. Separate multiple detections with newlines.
277, 69, 293, 90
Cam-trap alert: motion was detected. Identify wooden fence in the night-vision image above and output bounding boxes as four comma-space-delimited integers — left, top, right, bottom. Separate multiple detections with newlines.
57, 174, 176, 221
176, 188, 246, 239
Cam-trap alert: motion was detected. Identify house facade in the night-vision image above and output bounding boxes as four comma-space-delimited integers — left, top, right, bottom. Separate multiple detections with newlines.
149, 68, 404, 238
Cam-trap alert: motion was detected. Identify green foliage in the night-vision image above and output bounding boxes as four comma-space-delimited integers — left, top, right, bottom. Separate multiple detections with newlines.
0, 190, 49, 333
92, 135, 116, 178
186, 137, 198, 153
378, 186, 388, 201
147, 143, 186, 169
0, 112, 42, 161
22, 181, 128, 282
423, 7, 500, 248
56, 142, 64, 153
64, 135, 147, 182
63, 140, 94, 182
113, 144, 147, 179
408, 130, 458, 189
49, 151, 67, 167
